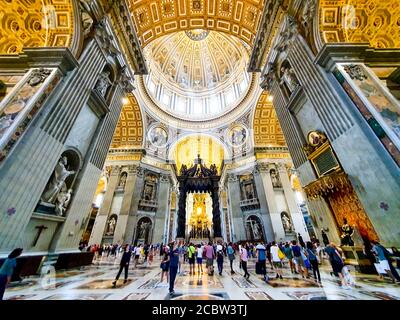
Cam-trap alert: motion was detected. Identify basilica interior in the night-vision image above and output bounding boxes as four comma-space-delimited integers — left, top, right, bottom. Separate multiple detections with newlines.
0, 0, 400, 301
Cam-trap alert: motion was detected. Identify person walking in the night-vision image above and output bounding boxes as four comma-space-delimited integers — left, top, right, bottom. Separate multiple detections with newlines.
240, 243, 250, 279
159, 247, 170, 287
216, 242, 224, 275
196, 244, 204, 274
0, 248, 23, 300
306, 241, 321, 283
187, 242, 196, 275
270, 241, 284, 279
256, 242, 268, 282
168, 242, 179, 295
112, 244, 131, 288
372, 240, 400, 283
324, 242, 350, 289
133, 244, 142, 268
291, 240, 306, 278
227, 242, 236, 274
283, 242, 296, 274
205, 242, 215, 275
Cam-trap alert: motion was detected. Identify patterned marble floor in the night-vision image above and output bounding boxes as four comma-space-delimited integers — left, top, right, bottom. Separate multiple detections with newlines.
3, 255, 400, 300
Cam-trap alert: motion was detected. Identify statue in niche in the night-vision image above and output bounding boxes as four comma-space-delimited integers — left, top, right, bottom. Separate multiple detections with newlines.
252, 221, 262, 239
340, 218, 355, 246
138, 221, 150, 239
143, 184, 154, 200
281, 66, 299, 92
41, 156, 76, 204
270, 169, 282, 188
118, 172, 127, 188
55, 189, 72, 216
95, 71, 111, 97
281, 212, 293, 233
106, 216, 116, 235
245, 183, 254, 199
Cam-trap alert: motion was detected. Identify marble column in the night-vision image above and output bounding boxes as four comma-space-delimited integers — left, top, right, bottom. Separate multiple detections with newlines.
254, 163, 284, 241
123, 167, 145, 244
113, 164, 138, 244
252, 164, 276, 242
89, 166, 121, 244
153, 174, 171, 244
226, 174, 246, 242
277, 163, 309, 241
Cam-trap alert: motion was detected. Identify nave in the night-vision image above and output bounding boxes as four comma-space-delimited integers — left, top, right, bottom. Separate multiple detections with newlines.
3, 252, 400, 301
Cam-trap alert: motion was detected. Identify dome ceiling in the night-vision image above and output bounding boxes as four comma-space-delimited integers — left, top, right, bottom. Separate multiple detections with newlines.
143, 30, 251, 120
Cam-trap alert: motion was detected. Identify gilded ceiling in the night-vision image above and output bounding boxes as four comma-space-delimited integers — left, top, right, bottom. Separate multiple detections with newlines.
143, 30, 251, 119
0, 0, 74, 54
127, 0, 264, 47
253, 92, 286, 147
319, 0, 400, 48
111, 94, 143, 149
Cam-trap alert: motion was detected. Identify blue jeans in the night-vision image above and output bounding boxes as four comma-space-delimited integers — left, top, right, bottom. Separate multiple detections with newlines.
169, 266, 178, 293
217, 256, 223, 274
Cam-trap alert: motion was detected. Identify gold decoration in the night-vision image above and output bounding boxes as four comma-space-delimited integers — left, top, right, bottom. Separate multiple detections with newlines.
127, 0, 264, 47
253, 92, 286, 147
319, 0, 400, 49
0, 0, 75, 54
111, 94, 143, 149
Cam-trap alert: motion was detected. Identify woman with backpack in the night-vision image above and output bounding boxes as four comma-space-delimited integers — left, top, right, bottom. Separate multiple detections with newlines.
306, 241, 321, 283
227, 242, 236, 275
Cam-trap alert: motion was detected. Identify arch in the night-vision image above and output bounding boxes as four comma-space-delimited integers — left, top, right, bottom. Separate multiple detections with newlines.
252, 92, 286, 147
168, 133, 229, 173
317, 0, 400, 50
127, 0, 265, 48
0, 0, 77, 54
111, 93, 144, 149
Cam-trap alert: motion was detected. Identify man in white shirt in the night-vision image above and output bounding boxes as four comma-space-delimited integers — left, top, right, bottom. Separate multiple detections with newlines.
134, 244, 142, 268
270, 241, 283, 279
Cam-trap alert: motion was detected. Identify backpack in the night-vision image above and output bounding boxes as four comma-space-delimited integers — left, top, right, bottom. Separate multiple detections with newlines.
278, 248, 285, 260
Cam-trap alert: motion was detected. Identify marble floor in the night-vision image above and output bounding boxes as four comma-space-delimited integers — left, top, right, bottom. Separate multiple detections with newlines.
3, 256, 400, 300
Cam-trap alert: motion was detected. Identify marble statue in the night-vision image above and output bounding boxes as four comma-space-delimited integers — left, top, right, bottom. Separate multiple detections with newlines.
270, 169, 282, 188
281, 66, 299, 92
252, 222, 261, 239
138, 221, 150, 239
119, 173, 127, 187
95, 71, 111, 97
79, 0, 94, 38
55, 189, 72, 216
340, 218, 355, 246
281, 212, 293, 232
107, 217, 116, 235
41, 156, 76, 204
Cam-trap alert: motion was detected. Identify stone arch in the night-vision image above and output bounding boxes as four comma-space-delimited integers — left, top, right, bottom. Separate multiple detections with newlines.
316, 0, 400, 50
0, 0, 78, 54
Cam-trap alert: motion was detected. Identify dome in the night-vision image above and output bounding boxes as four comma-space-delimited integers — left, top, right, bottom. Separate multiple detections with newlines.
143, 30, 251, 120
